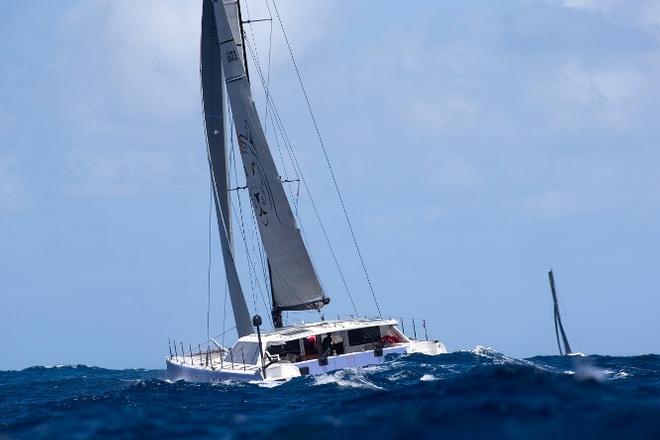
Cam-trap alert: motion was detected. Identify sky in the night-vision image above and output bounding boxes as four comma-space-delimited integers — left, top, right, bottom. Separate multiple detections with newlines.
1, 0, 660, 370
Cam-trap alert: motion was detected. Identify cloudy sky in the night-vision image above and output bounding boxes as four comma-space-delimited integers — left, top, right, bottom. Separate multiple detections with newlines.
1, 0, 659, 369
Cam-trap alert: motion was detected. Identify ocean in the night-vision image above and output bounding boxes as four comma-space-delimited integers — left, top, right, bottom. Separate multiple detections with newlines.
2, 348, 659, 439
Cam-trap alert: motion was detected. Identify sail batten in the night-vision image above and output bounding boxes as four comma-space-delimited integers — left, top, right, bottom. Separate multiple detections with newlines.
211, 1, 328, 313
201, 0, 252, 337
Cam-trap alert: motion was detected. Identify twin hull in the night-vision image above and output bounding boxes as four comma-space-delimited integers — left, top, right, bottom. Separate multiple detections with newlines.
166, 340, 446, 383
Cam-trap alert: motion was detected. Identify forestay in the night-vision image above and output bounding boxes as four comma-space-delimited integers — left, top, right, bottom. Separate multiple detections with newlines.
211, 1, 329, 312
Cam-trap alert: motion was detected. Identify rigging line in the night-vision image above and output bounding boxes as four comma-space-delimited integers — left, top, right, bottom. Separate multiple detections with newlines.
270, 99, 292, 182
267, 97, 359, 314
207, 178, 213, 342
233, 165, 271, 319
237, 16, 272, 296
270, 0, 381, 317
246, 198, 270, 293
244, 203, 273, 318
230, 150, 258, 314
225, 117, 254, 308
228, 109, 274, 326
243, 41, 326, 298
240, 43, 326, 311
264, 5, 273, 132
243, 36, 292, 183
243, 36, 299, 233
211, 324, 236, 343
257, 0, 274, 132
243, 38, 313, 247
242, 0, 273, 133
243, 33, 359, 315
222, 282, 228, 347
231, 149, 268, 319
248, 212, 269, 313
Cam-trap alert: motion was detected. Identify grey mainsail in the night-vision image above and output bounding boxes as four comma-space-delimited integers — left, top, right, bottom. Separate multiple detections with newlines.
201, 0, 252, 337
211, 1, 329, 313
548, 269, 573, 355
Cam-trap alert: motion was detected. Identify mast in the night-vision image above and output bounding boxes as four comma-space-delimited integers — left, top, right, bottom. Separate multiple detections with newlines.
268, 261, 282, 327
548, 269, 573, 355
211, 1, 330, 315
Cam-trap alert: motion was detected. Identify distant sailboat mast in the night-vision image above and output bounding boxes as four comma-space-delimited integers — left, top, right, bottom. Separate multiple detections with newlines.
548, 269, 573, 355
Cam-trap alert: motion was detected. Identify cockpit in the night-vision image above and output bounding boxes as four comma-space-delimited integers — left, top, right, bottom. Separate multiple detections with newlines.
265, 324, 406, 363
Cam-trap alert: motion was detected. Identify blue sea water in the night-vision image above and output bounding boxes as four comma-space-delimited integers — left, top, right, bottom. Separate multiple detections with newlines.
1, 347, 660, 439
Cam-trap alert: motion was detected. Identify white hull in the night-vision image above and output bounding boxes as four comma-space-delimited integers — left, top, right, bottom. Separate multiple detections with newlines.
166, 339, 446, 383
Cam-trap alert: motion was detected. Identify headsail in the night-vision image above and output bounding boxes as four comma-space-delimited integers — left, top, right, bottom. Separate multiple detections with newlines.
222, 0, 247, 72
548, 269, 573, 355
211, 1, 329, 313
201, 0, 252, 337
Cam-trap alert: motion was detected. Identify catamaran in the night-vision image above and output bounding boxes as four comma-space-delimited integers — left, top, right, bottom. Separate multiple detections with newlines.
166, 0, 446, 382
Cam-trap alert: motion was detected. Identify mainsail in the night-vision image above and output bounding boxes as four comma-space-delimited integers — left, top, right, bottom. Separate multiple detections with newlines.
548, 269, 573, 355
211, 1, 329, 314
201, 0, 252, 337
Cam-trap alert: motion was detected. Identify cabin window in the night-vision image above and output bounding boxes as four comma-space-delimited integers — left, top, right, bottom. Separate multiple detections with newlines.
347, 326, 381, 346
224, 341, 260, 365
267, 340, 301, 360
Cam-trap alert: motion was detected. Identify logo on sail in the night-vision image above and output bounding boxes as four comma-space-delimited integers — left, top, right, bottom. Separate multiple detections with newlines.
238, 131, 282, 227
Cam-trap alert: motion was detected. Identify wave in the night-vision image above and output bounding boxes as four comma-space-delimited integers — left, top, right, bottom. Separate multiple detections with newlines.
3, 350, 660, 438
312, 368, 384, 390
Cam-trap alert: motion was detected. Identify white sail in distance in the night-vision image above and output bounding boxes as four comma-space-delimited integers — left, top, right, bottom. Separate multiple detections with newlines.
201, 0, 252, 337
211, 1, 329, 312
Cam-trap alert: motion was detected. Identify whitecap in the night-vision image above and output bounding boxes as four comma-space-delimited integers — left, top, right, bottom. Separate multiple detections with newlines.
387, 370, 413, 382
471, 345, 500, 358
612, 370, 629, 379
420, 374, 438, 382
312, 369, 384, 390
252, 380, 284, 388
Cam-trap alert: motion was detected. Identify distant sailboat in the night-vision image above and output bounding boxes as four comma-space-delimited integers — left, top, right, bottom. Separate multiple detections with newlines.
165, 0, 446, 383
548, 270, 573, 356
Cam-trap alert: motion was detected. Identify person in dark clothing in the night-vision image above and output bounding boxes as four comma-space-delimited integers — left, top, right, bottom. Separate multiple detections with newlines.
321, 334, 333, 357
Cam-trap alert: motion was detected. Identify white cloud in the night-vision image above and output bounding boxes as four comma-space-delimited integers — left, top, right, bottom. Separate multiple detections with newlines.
559, 0, 660, 37
552, 62, 649, 126
357, 33, 486, 137
46, 0, 334, 198
58, 0, 201, 120
56, 0, 330, 120
638, 0, 660, 29
560, 0, 627, 12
